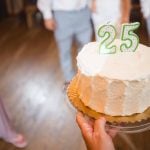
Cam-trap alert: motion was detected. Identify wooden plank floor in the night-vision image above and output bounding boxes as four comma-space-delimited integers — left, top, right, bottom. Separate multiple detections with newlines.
0, 18, 149, 150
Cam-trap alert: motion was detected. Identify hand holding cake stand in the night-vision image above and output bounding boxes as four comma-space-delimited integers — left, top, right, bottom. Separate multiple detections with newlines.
67, 22, 150, 133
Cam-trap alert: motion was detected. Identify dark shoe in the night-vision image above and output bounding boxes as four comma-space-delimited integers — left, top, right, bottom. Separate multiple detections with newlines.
63, 81, 70, 92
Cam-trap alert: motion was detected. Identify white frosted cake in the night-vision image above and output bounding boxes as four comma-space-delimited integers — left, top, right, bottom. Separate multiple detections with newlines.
76, 40, 150, 116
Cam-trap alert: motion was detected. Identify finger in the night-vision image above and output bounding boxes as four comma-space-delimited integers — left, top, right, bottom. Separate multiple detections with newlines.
54, 22, 57, 29
84, 115, 94, 128
45, 25, 53, 31
76, 112, 93, 140
51, 20, 57, 30
94, 117, 107, 135
52, 23, 56, 30
76, 112, 93, 132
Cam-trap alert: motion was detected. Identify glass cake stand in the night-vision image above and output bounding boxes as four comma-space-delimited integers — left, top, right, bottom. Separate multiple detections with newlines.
65, 94, 150, 134
106, 118, 150, 134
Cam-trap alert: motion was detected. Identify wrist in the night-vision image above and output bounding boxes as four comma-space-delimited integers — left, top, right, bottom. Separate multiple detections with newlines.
121, 16, 129, 23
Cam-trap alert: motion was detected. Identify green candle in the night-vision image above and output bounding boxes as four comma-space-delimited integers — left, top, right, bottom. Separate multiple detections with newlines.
120, 22, 140, 52
98, 22, 140, 54
98, 24, 117, 54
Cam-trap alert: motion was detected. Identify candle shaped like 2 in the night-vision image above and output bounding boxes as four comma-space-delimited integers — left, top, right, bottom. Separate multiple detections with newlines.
98, 24, 117, 54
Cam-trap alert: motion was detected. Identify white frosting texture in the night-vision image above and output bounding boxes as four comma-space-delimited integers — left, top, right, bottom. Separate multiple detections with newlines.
77, 40, 150, 80
76, 40, 150, 116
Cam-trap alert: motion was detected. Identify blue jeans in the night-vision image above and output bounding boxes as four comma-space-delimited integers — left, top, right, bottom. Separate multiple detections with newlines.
53, 7, 92, 81
146, 16, 150, 40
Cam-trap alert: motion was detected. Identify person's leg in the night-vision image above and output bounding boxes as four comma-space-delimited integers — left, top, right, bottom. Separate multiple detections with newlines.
91, 12, 107, 41
146, 16, 150, 43
0, 98, 27, 148
75, 7, 93, 51
93, 23, 100, 41
56, 37, 75, 82
54, 11, 77, 82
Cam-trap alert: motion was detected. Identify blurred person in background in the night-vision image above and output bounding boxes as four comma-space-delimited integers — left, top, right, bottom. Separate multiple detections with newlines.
0, 98, 27, 148
140, 0, 150, 42
37, 0, 92, 85
90, 0, 131, 40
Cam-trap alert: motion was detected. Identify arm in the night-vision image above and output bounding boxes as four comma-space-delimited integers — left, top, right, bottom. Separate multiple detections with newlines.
37, 0, 53, 19
90, 0, 97, 12
121, 0, 131, 24
37, 0, 56, 30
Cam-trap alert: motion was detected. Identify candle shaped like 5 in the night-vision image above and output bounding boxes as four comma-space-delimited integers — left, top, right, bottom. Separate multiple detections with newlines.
98, 24, 117, 54
120, 22, 140, 52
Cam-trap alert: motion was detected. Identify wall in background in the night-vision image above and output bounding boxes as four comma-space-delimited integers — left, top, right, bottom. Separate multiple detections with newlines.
6, 0, 24, 15
0, 0, 7, 20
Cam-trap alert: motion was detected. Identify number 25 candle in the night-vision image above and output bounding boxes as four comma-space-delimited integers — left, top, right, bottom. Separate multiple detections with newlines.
98, 22, 140, 54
